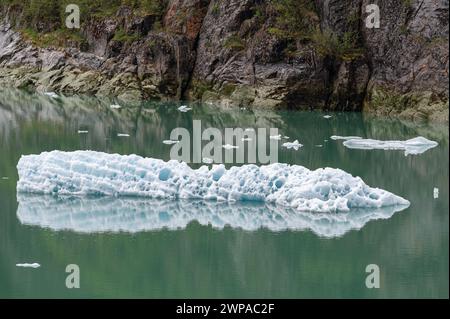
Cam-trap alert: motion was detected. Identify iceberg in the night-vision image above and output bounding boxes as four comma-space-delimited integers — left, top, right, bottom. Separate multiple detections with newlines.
17, 150, 409, 213
17, 194, 409, 238
342, 136, 438, 155
282, 140, 303, 151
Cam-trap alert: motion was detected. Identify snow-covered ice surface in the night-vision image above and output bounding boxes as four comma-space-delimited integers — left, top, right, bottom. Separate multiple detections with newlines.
17, 150, 409, 214
342, 136, 438, 155
17, 194, 408, 238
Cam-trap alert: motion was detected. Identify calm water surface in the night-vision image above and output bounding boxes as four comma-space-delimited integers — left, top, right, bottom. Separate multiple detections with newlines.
0, 89, 448, 298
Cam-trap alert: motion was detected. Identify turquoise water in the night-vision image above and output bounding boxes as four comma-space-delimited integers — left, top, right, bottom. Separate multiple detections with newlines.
0, 89, 448, 298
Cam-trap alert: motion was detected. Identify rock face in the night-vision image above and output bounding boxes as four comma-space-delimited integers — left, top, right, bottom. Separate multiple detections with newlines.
0, 0, 448, 121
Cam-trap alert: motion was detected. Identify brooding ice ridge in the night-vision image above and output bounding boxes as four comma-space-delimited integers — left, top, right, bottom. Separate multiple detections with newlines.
16, 195, 409, 238
342, 136, 438, 156
17, 150, 409, 213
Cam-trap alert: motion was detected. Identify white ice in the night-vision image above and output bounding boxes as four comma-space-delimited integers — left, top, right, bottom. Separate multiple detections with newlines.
323, 115, 332, 119
117, 133, 130, 137
110, 104, 122, 109
223, 144, 239, 150
331, 135, 362, 140
16, 262, 40, 268
178, 105, 192, 112
269, 134, 282, 140
282, 140, 303, 151
434, 188, 439, 199
77, 130, 88, 134
44, 92, 58, 98
163, 140, 179, 145
17, 150, 410, 214
17, 194, 409, 238
342, 136, 438, 155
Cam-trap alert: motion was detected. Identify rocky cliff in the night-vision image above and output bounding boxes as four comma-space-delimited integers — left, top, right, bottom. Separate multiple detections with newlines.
0, 0, 448, 122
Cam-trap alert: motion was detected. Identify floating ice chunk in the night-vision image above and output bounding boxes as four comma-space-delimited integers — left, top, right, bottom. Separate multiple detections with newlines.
331, 135, 362, 141
241, 137, 253, 142
16, 150, 410, 214
269, 134, 282, 140
163, 140, 179, 145
16, 262, 40, 268
323, 115, 332, 119
342, 136, 438, 156
16, 194, 409, 238
223, 144, 239, 150
282, 140, 303, 151
244, 128, 255, 132
434, 188, 439, 199
110, 104, 122, 109
117, 133, 130, 137
178, 105, 192, 112
283, 136, 290, 139
77, 130, 88, 134
315, 145, 323, 147
202, 157, 214, 164
44, 92, 58, 98
2, 176, 9, 180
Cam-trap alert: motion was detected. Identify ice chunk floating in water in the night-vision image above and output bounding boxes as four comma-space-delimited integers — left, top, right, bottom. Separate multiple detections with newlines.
16, 262, 40, 268
342, 136, 438, 156
17, 194, 409, 238
17, 151, 409, 213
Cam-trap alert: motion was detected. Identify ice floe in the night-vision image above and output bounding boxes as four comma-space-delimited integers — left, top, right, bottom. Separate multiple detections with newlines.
117, 133, 130, 137
323, 115, 332, 119
77, 130, 88, 134
163, 140, 179, 145
178, 105, 192, 112
434, 188, 439, 199
269, 134, 282, 140
44, 92, 58, 99
282, 140, 303, 151
110, 104, 122, 109
17, 150, 410, 214
16, 194, 409, 238
16, 262, 40, 268
331, 135, 362, 141
223, 144, 239, 150
342, 136, 438, 155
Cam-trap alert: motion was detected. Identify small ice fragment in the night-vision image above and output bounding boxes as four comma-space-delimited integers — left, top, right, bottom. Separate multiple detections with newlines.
331, 135, 362, 141
342, 136, 438, 156
117, 133, 130, 137
283, 136, 290, 139
178, 105, 192, 112
2, 176, 9, 180
434, 188, 439, 199
324, 140, 329, 142
244, 128, 255, 132
16, 263, 40, 268
316, 145, 323, 147
240, 107, 247, 110
163, 140, 179, 145
269, 134, 282, 140
202, 157, 214, 164
241, 137, 252, 142
77, 130, 88, 134
44, 92, 58, 98
223, 144, 239, 150
282, 140, 303, 151
110, 104, 122, 109
323, 115, 332, 119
